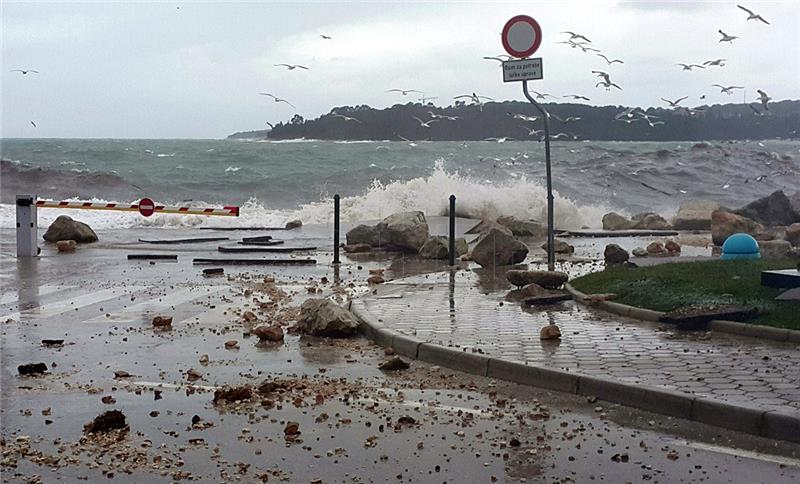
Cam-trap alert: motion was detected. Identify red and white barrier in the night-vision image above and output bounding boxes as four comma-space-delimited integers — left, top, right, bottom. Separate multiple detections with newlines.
34, 199, 240, 217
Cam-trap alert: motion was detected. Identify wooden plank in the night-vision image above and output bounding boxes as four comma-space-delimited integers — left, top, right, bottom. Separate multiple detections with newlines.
238, 239, 284, 246
127, 254, 178, 260
192, 258, 316, 265
218, 246, 316, 253
563, 229, 679, 238
139, 237, 229, 244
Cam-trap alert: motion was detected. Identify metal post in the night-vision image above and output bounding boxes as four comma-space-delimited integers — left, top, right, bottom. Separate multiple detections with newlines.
448, 195, 456, 266
522, 80, 555, 271
333, 194, 340, 264
16, 195, 38, 258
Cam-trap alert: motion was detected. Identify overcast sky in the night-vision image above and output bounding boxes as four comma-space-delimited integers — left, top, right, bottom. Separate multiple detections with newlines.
2, 1, 799, 139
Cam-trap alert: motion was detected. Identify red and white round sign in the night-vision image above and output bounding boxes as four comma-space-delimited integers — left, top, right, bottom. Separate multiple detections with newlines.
138, 198, 155, 217
501, 15, 542, 58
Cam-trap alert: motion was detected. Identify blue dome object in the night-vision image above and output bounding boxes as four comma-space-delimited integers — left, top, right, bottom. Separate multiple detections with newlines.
721, 233, 760, 260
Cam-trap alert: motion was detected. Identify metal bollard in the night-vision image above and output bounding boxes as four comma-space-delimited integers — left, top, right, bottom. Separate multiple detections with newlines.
449, 195, 456, 266
16, 195, 38, 258
333, 194, 340, 264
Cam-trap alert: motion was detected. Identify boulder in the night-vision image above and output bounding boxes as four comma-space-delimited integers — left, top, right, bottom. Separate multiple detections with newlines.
346, 224, 381, 247
660, 304, 758, 330
734, 190, 799, 226
711, 209, 764, 246
343, 243, 371, 253
43, 215, 98, 243
786, 223, 800, 247
646, 241, 667, 255
603, 244, 629, 264
505, 283, 548, 301
454, 238, 469, 257
376, 211, 429, 253
760, 239, 792, 259
672, 201, 720, 231
631, 247, 647, 257
541, 239, 574, 254
419, 236, 449, 259
540, 324, 562, 340
56, 240, 77, 253
602, 212, 632, 231
296, 299, 361, 337
791, 192, 800, 217
496, 216, 545, 237
665, 240, 681, 253
506, 270, 568, 289
472, 228, 528, 268
252, 324, 284, 342
285, 219, 303, 230
631, 212, 671, 230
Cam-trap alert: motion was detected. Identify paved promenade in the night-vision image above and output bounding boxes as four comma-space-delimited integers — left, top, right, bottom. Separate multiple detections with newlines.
360, 269, 800, 416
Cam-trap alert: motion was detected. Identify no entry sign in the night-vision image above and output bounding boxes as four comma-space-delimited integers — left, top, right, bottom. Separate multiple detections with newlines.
501, 15, 542, 58
138, 198, 155, 217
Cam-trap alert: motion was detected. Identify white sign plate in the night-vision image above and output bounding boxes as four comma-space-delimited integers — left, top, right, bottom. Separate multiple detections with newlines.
502, 58, 543, 82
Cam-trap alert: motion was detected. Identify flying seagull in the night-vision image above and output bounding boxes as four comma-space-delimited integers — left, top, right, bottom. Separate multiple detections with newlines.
454, 92, 493, 111
483, 137, 513, 143
30, 121, 37, 128
712, 84, 744, 94
757, 89, 771, 110
645, 119, 665, 128
482, 55, 512, 63
412, 116, 439, 128
387, 88, 422, 96
12, 69, 39, 75
561, 31, 591, 43
703, 58, 727, 67
274, 64, 309, 70
737, 4, 769, 24
596, 80, 622, 91
532, 91, 557, 100
677, 63, 705, 71
511, 113, 539, 122
592, 70, 611, 84
332, 113, 362, 123
520, 126, 544, 137
552, 115, 581, 123
398, 135, 417, 147
661, 96, 689, 107
596, 54, 623, 65
551, 132, 574, 140
564, 94, 590, 101
429, 111, 460, 121
320, 34, 332, 39
718, 30, 739, 43
258, 93, 297, 108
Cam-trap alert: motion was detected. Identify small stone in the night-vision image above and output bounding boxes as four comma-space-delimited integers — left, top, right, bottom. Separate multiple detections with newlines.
665, 240, 681, 253
56, 240, 77, 253
83, 410, 128, 434
113, 370, 131, 379
379, 356, 410, 371
367, 275, 385, 285
18, 363, 48, 376
284, 421, 300, 437
101, 395, 116, 404
646, 241, 666, 255
540, 324, 561, 340
252, 324, 284, 342
186, 368, 203, 381
199, 354, 209, 364
224, 340, 239, 349
242, 311, 258, 322
152, 315, 173, 328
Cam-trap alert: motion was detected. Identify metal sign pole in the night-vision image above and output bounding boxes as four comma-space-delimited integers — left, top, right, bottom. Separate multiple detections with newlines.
521, 80, 555, 271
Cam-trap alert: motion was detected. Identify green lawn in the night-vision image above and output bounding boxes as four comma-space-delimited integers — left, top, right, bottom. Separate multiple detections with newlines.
570, 259, 799, 329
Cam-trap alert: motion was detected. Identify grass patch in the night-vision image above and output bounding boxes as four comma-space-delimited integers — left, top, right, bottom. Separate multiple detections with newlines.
570, 259, 799, 330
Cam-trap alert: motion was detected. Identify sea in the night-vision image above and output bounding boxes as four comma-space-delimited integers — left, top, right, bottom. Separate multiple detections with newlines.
1, 138, 798, 231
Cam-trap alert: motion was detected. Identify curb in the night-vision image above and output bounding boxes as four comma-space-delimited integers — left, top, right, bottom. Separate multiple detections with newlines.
351, 298, 800, 444
565, 283, 800, 343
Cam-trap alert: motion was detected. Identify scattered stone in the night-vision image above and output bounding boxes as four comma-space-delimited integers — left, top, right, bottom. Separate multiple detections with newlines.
379, 356, 409, 371
343, 243, 371, 253
631, 212, 671, 230
41, 339, 64, 347
506, 270, 568, 289
760, 239, 792, 259
18, 363, 47, 376
505, 283, 548, 301
786, 223, 800, 247
602, 212, 632, 231
367, 275, 385, 284
672, 201, 720, 230
472, 229, 529, 268
496, 216, 545, 237
383, 347, 395, 356
376, 211, 429, 252
285, 219, 303, 230
43, 215, 98, 243
113, 370, 131, 379
199, 354, 209, 364
541, 239, 574, 254
509, 438, 521, 447
665, 240, 681, 253
284, 421, 300, 438
603, 244, 629, 264
296, 299, 361, 337
631, 247, 648, 258
224, 340, 239, 349
56, 240, 77, 253
646, 241, 667, 255
101, 395, 116, 404
213, 386, 253, 404
252, 324, 284, 342
734, 190, 799, 226
186, 368, 203, 381
711, 209, 764, 246
539, 324, 561, 340
152, 315, 173, 328
83, 410, 128, 434
242, 311, 258, 322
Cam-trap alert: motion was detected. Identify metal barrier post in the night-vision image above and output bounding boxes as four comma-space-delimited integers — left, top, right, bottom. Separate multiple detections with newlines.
333, 194, 341, 264
16, 195, 38, 257
448, 195, 456, 266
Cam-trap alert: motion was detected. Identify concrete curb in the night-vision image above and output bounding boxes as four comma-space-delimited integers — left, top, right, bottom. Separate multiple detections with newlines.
351, 296, 800, 444
565, 283, 800, 343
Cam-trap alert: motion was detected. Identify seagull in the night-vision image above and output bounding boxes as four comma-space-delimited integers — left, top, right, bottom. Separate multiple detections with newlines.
419, 96, 438, 103
576, 44, 601, 53
551, 132, 574, 140
532, 91, 557, 100
703, 58, 727, 67
11, 69, 39, 75
454, 92, 493, 111
592, 70, 611, 84
616, 117, 639, 124
483, 137, 512, 143
561, 31, 592, 43
482, 55, 512, 63
564, 94, 590, 101
712, 84, 744, 94
412, 116, 439, 128
258, 93, 297, 108
274, 64, 309, 70
557, 40, 588, 49
645, 119, 665, 128
552, 114, 581, 123
397, 135, 417, 147
597, 54, 623, 65
748, 103, 766, 116
30, 121, 37, 127
332, 113, 362, 123
676, 63, 705, 71
615, 108, 638, 120
520, 126, 544, 137
320, 34, 332, 39
596, 80, 622, 90
661, 96, 689, 107
757, 89, 771, 110
718, 30, 739, 43
511, 113, 539, 122
387, 88, 422, 96
737, 5, 769, 24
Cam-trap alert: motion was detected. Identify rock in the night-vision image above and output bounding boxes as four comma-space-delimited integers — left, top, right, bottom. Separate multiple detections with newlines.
672, 201, 720, 230
602, 212, 632, 231
631, 247, 648, 257
379, 356, 409, 371
785, 223, 800, 247
541, 239, 574, 254
213, 385, 253, 404
285, 219, 303, 230
43, 215, 98, 243
524, 293, 571, 305
465, 219, 513, 237
505, 283, 548, 301
346, 224, 381, 247
506, 270, 568, 289
660, 304, 759, 330
604, 244, 629, 264
454, 238, 469, 256
646, 241, 666, 255
376, 211, 429, 252
242, 311, 257, 322
296, 299, 361, 337
419, 236, 449, 259
343, 243, 371, 253
252, 324, 284, 342
631, 212, 672, 230
41, 339, 64, 347
711, 209, 764, 246
113, 370, 131, 378
84, 410, 128, 434
540, 324, 562, 340
367, 275, 385, 284
56, 240, 77, 253
665, 240, 681, 253
199, 354, 209, 364
472, 228, 529, 268
186, 368, 202, 381
583, 293, 617, 302
760, 240, 792, 259
496, 216, 545, 237
152, 315, 172, 328
18, 363, 47, 376
791, 192, 800, 216
284, 421, 300, 438
224, 340, 239, 349
734, 190, 799, 226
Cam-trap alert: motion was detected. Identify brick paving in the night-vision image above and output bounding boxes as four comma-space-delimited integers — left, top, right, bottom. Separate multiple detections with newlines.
363, 269, 800, 415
